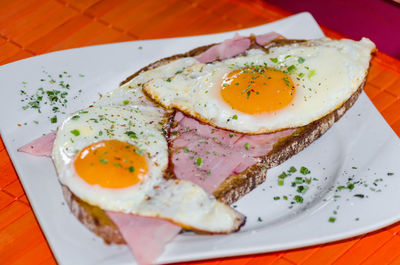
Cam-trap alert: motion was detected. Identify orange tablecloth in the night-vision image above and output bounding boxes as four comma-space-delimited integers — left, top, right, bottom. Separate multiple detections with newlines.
1, 0, 400, 264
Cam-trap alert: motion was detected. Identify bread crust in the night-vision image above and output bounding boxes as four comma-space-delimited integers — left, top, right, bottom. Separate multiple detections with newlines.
62, 39, 368, 244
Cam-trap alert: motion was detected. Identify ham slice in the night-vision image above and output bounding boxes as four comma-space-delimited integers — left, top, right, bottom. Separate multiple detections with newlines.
195, 32, 282, 63
255, 32, 283, 46
195, 34, 251, 63
106, 212, 181, 265
170, 112, 294, 193
17, 131, 56, 157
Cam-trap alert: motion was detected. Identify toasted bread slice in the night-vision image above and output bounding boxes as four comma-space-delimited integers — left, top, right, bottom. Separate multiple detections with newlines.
61, 40, 369, 244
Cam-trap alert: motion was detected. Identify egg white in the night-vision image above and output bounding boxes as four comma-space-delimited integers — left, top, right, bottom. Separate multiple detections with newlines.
53, 105, 244, 233
143, 38, 375, 134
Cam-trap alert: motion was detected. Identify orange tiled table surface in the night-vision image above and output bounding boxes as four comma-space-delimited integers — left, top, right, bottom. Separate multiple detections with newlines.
1, 0, 400, 264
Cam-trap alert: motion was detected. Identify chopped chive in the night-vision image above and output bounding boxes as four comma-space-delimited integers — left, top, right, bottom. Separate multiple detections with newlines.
298, 57, 305, 63
50, 116, 57, 123
195, 157, 203, 167
244, 143, 250, 150
128, 166, 135, 173
71, 115, 80, 120
287, 65, 296, 73
278, 172, 288, 179
125, 131, 138, 139
99, 158, 108, 164
288, 166, 297, 173
232, 114, 238, 120
329, 217, 336, 223
278, 178, 284, 186
70, 129, 80, 136
123, 100, 130, 105
294, 195, 303, 203
282, 77, 290, 86
300, 166, 310, 175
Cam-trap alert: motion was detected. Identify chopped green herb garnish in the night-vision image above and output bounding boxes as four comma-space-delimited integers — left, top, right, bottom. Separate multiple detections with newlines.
244, 143, 250, 150
387, 172, 394, 176
278, 178, 284, 186
329, 217, 336, 223
99, 158, 108, 164
270, 58, 278, 63
308, 70, 316, 78
297, 185, 309, 194
298, 57, 305, 64
257, 217, 263, 222
287, 65, 296, 73
347, 183, 355, 190
273, 196, 280, 200
125, 131, 138, 139
288, 166, 297, 173
113, 163, 122, 168
166, 77, 171, 82
282, 77, 290, 86
232, 114, 238, 120
278, 171, 288, 179
50, 116, 57, 123
229, 133, 235, 138
70, 129, 80, 136
128, 166, 135, 173
123, 100, 130, 105
294, 195, 303, 203
300, 166, 310, 175
71, 115, 80, 120
134, 149, 144, 155
354, 194, 365, 198
195, 157, 203, 167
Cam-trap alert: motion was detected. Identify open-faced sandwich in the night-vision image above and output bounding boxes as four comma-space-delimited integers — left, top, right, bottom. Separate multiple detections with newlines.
19, 32, 376, 264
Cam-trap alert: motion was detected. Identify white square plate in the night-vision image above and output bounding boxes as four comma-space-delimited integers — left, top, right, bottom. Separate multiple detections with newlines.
1, 12, 400, 265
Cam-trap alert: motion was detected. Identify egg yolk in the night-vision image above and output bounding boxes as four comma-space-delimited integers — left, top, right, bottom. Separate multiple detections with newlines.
220, 66, 295, 114
74, 140, 148, 189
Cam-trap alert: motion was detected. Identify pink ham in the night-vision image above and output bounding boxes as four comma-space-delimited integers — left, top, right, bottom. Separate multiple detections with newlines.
170, 112, 294, 193
17, 131, 56, 157
195, 34, 251, 63
255, 32, 283, 46
106, 212, 181, 265
195, 32, 282, 63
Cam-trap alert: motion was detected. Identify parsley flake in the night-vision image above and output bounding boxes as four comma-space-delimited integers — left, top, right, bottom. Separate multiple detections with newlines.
70, 129, 80, 136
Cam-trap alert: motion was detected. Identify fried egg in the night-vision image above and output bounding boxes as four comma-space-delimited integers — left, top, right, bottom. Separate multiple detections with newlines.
143, 38, 375, 134
52, 105, 244, 233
